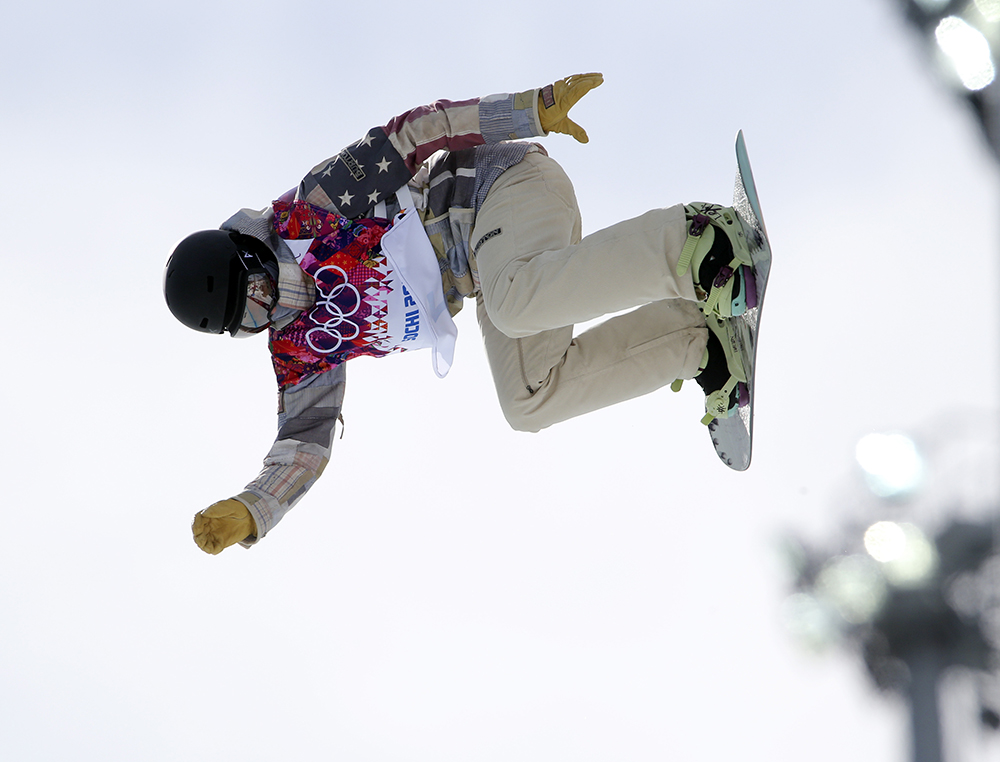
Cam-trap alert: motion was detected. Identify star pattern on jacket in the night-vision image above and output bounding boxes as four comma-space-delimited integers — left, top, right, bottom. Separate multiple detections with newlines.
301, 126, 416, 217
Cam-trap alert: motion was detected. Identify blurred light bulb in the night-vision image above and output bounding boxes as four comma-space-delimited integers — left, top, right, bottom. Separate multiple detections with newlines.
864, 520, 939, 587
817, 554, 888, 624
856, 433, 925, 499
886, 524, 938, 587
864, 521, 908, 562
936, 16, 996, 91
781, 592, 840, 650
975, 0, 1000, 23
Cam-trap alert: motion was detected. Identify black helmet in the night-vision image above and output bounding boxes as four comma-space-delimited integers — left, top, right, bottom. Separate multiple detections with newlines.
163, 230, 274, 335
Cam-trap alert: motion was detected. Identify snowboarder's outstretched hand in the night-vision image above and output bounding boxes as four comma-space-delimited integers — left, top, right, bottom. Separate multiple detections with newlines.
192, 499, 256, 555
538, 72, 604, 143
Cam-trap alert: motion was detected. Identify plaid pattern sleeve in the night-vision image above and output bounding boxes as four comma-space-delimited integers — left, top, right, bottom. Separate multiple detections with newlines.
274, 261, 314, 313
234, 363, 347, 545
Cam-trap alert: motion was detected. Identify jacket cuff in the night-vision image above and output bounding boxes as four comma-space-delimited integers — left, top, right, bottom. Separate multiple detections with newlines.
480, 89, 545, 143
234, 491, 274, 548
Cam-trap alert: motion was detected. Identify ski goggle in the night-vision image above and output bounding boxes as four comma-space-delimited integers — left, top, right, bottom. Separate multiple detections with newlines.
227, 244, 276, 338
231, 272, 276, 338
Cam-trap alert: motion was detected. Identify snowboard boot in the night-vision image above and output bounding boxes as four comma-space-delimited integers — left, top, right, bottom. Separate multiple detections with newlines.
676, 203, 756, 318
671, 314, 748, 425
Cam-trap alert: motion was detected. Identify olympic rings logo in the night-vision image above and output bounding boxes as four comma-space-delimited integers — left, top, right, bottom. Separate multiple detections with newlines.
305, 265, 363, 354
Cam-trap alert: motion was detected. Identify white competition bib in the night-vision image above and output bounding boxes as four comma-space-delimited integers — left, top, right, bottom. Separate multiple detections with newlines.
378, 186, 458, 378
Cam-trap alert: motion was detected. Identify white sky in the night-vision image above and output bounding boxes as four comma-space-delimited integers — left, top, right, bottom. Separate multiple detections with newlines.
2, 1, 998, 760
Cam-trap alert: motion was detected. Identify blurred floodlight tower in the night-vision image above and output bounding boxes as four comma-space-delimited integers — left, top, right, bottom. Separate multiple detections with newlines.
895, 0, 1000, 161
784, 415, 1000, 762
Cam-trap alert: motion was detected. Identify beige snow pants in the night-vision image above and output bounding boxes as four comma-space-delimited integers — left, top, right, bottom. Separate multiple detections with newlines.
471, 151, 709, 432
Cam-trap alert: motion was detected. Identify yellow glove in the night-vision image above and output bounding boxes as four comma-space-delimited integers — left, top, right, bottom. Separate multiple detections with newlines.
537, 72, 604, 143
192, 499, 256, 555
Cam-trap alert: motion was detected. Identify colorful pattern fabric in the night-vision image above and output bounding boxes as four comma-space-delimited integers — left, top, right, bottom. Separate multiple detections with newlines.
268, 199, 395, 390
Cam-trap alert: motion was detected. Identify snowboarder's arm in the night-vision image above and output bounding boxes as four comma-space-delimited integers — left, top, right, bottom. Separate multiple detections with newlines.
237, 363, 346, 546
295, 86, 548, 215
191, 364, 347, 554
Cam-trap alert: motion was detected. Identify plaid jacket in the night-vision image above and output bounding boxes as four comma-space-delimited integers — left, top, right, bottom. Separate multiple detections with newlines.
221, 88, 547, 545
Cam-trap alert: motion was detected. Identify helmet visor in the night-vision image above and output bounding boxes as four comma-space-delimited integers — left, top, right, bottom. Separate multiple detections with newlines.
231, 272, 276, 338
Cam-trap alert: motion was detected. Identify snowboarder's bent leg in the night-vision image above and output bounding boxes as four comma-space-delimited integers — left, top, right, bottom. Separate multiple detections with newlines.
471, 151, 697, 340
478, 295, 707, 432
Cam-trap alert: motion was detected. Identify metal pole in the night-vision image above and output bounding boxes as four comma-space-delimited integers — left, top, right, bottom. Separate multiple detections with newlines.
906, 647, 944, 762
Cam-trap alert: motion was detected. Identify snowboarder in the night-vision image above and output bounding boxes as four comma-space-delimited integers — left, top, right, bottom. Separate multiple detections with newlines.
164, 73, 756, 555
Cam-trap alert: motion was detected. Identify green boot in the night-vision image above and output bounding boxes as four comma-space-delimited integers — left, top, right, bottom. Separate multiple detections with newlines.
676, 203, 756, 318
671, 313, 749, 425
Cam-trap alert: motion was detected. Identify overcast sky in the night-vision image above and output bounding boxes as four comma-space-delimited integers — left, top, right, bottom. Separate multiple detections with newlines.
2, 1, 999, 760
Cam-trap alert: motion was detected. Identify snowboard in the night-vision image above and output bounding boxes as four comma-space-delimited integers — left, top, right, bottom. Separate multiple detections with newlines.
706, 130, 771, 471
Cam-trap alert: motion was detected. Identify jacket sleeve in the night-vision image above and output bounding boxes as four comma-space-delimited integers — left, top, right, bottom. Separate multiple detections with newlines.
232, 362, 347, 546
296, 89, 545, 217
